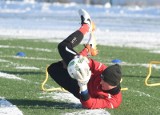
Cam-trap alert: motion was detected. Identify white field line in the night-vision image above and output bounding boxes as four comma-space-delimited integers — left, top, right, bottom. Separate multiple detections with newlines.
2, 56, 160, 70
0, 45, 52, 52
15, 66, 40, 70
0, 59, 9, 62
0, 56, 59, 61
0, 71, 25, 80
0, 56, 154, 68
0, 97, 23, 115
107, 62, 160, 69
107, 62, 149, 67
0, 44, 160, 69
0, 58, 41, 70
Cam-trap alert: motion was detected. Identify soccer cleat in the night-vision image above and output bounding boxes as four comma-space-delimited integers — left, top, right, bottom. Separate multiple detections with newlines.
79, 9, 98, 56
79, 9, 92, 32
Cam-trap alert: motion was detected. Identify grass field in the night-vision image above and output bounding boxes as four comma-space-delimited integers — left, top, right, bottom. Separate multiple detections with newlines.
0, 38, 160, 115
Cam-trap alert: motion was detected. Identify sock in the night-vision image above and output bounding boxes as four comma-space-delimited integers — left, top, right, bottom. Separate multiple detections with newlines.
79, 24, 89, 35
79, 47, 88, 56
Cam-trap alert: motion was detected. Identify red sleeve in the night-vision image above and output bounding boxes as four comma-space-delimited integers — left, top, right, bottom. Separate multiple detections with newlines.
79, 47, 88, 56
80, 59, 122, 109
89, 58, 107, 76
81, 92, 122, 109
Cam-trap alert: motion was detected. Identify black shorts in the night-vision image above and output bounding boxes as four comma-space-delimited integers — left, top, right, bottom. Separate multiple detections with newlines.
47, 61, 80, 99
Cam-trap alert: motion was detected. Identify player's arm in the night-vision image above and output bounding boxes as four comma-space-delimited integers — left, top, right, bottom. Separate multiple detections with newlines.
79, 44, 98, 57
80, 92, 122, 109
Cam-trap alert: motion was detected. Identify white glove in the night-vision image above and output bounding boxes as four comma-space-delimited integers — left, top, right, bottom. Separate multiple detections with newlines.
76, 64, 91, 92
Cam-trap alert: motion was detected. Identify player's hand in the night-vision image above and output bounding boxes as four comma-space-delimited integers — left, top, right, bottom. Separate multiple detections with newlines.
76, 64, 91, 92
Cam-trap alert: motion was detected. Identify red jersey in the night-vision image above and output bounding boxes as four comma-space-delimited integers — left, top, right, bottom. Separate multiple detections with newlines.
79, 48, 122, 109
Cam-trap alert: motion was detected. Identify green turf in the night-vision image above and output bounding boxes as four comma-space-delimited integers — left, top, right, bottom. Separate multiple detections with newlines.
0, 38, 160, 115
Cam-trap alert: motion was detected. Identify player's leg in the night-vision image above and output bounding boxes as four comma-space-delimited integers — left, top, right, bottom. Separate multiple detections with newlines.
48, 9, 92, 99
47, 61, 80, 99
58, 9, 92, 65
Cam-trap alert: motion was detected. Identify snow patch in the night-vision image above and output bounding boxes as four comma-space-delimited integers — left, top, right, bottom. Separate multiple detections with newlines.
0, 59, 9, 62
134, 90, 151, 97
0, 97, 23, 115
0, 45, 52, 52
150, 50, 160, 54
130, 90, 160, 101
12, 56, 58, 61
40, 92, 80, 104
51, 92, 80, 104
39, 92, 110, 114
64, 109, 110, 115
0, 72, 24, 80
15, 66, 40, 70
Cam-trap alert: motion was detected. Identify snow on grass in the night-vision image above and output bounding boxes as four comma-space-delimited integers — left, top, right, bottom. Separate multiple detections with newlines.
15, 66, 40, 70
13, 56, 59, 61
0, 59, 9, 62
0, 45, 52, 52
150, 50, 160, 54
50, 92, 80, 104
64, 109, 110, 115
0, 55, 59, 62
0, 1, 160, 114
0, 72, 24, 80
134, 90, 151, 97
0, 97, 23, 115
130, 89, 160, 102
95, 31, 160, 50
39, 92, 80, 105
1, 30, 160, 51
39, 92, 110, 115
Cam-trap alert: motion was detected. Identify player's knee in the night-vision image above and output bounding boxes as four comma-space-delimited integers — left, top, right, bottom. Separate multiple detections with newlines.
58, 42, 65, 52
47, 64, 55, 79
47, 61, 62, 78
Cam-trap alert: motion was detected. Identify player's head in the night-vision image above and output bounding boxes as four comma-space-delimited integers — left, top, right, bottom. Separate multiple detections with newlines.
100, 64, 122, 89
